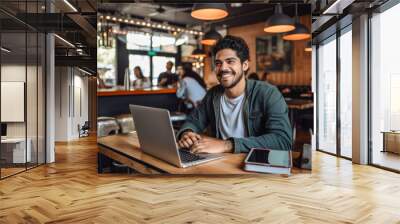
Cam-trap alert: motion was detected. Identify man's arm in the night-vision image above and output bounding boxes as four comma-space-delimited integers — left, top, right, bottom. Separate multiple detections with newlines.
231, 88, 293, 153
176, 90, 212, 140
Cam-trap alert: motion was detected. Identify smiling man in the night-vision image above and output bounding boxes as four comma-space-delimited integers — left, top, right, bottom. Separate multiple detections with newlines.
177, 35, 292, 154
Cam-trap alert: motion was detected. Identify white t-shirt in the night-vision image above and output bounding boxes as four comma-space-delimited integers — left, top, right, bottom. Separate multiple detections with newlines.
218, 93, 247, 139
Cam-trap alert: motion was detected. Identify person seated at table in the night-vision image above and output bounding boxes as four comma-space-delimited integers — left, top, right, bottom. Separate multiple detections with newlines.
176, 63, 207, 112
177, 35, 292, 154
158, 61, 178, 87
247, 72, 259, 81
132, 66, 150, 89
262, 71, 277, 86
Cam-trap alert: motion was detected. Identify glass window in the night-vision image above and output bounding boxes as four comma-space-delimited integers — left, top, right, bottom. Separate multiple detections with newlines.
317, 36, 337, 155
339, 28, 352, 158
129, 54, 150, 81
126, 31, 151, 50
97, 37, 116, 87
1, 32, 27, 177
152, 34, 177, 53
152, 56, 175, 86
371, 3, 400, 171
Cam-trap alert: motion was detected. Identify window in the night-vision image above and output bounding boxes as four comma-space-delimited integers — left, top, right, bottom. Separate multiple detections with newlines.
370, 3, 400, 171
97, 37, 116, 86
0, 1, 46, 179
317, 36, 337, 154
152, 56, 175, 86
129, 54, 150, 81
152, 34, 177, 53
127, 31, 151, 50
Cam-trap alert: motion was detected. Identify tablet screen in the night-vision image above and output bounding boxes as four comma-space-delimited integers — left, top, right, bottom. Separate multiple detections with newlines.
247, 149, 270, 164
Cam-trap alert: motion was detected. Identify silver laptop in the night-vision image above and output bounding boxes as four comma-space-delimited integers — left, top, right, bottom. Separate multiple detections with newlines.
129, 105, 223, 168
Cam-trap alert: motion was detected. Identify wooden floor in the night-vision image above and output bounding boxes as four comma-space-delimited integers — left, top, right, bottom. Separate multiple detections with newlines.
372, 151, 400, 171
1, 136, 400, 223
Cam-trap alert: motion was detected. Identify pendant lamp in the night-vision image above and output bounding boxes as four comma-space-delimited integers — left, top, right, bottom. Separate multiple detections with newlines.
283, 4, 311, 41
264, 4, 295, 33
304, 41, 312, 52
191, 3, 228, 21
201, 28, 222, 46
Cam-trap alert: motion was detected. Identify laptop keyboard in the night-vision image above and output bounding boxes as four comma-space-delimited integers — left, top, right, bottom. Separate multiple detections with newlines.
179, 149, 203, 163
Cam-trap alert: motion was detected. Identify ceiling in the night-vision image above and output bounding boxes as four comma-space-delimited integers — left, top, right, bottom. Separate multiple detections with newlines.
0, 0, 97, 73
99, 2, 312, 30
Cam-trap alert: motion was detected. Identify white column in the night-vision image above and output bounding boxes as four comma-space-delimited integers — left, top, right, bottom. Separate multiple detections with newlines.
352, 14, 369, 164
46, 33, 55, 163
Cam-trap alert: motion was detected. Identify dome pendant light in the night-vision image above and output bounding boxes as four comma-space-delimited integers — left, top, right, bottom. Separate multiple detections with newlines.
264, 3, 295, 33
201, 28, 222, 46
304, 41, 312, 52
192, 36, 207, 58
283, 4, 311, 41
191, 3, 228, 21
192, 47, 207, 58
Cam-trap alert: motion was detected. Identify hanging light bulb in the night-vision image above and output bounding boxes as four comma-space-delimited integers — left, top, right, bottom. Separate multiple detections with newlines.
264, 4, 295, 33
283, 4, 311, 41
201, 28, 222, 46
192, 48, 207, 58
191, 3, 228, 20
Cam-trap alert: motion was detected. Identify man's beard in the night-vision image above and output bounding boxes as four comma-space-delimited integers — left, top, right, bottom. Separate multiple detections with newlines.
217, 68, 244, 89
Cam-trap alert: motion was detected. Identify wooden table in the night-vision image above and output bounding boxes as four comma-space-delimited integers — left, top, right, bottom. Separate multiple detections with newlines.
97, 133, 299, 175
284, 98, 313, 127
285, 98, 314, 110
381, 131, 400, 154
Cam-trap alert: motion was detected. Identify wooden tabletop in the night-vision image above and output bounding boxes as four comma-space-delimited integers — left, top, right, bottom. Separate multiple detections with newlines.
98, 133, 252, 174
97, 133, 301, 175
97, 88, 177, 97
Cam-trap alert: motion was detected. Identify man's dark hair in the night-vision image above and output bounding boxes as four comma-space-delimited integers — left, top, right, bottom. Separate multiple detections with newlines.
212, 35, 250, 63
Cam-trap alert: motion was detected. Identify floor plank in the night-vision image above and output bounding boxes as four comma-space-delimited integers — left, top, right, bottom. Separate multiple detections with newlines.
0, 136, 400, 223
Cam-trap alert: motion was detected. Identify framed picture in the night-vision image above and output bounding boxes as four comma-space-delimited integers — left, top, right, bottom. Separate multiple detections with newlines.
256, 35, 292, 73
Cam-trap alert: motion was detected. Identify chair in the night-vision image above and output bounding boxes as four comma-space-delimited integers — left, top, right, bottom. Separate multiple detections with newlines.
115, 114, 135, 134
78, 121, 90, 138
97, 117, 120, 137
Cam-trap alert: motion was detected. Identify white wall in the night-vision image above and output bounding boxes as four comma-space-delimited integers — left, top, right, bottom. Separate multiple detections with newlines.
1, 64, 46, 164
55, 67, 89, 141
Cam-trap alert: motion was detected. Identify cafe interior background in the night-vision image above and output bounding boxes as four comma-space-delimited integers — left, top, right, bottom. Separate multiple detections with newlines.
96, 2, 313, 173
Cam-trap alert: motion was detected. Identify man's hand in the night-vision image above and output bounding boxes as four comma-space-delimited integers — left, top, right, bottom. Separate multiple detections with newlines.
190, 136, 233, 154
178, 131, 201, 149
159, 78, 168, 86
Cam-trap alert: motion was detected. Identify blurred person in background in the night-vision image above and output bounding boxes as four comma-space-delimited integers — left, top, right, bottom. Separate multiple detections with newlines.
132, 66, 150, 89
247, 72, 260, 81
176, 63, 207, 112
158, 61, 178, 87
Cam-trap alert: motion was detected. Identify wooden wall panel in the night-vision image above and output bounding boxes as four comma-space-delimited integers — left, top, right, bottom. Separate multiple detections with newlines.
204, 16, 311, 86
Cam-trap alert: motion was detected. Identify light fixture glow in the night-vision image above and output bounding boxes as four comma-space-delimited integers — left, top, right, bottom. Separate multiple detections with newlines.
201, 28, 222, 46
63, 0, 78, 12
54, 34, 75, 48
282, 4, 311, 41
304, 41, 312, 52
192, 48, 207, 58
1, 47, 11, 53
191, 3, 228, 20
78, 67, 93, 76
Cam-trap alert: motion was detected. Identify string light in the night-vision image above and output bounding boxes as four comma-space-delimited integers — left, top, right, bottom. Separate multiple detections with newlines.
98, 14, 203, 36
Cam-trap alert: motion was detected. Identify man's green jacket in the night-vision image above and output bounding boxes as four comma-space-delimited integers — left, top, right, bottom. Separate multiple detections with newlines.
177, 79, 293, 153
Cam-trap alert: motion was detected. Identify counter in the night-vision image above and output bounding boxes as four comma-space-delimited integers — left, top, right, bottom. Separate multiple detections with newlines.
97, 87, 179, 117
